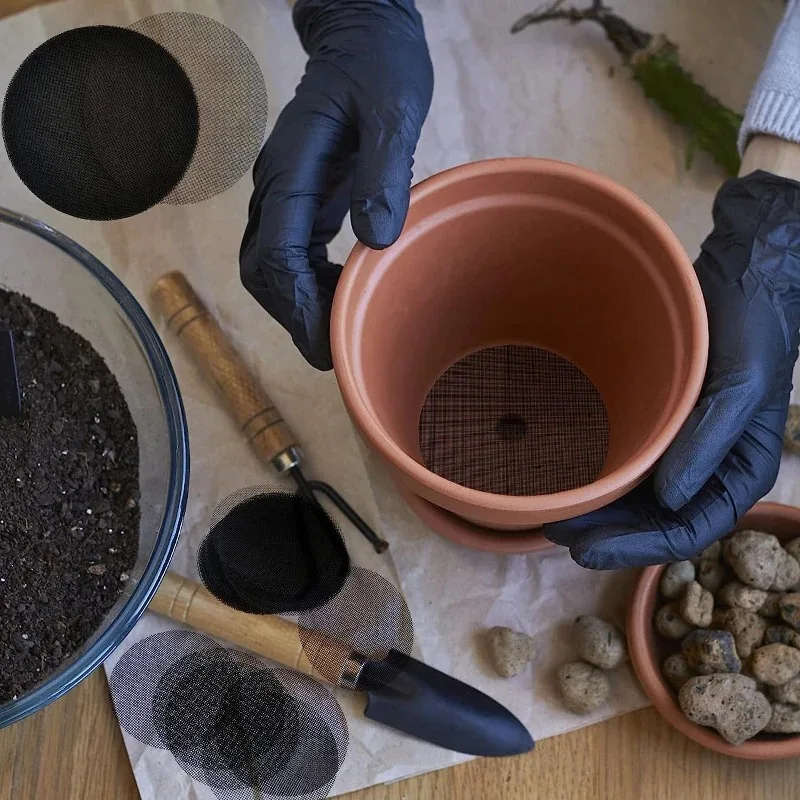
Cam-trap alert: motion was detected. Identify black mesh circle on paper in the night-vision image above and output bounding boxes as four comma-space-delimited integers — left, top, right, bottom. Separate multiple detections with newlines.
299, 567, 413, 687
198, 487, 351, 615
109, 630, 348, 800
2, 26, 199, 220
129, 12, 269, 205
419, 345, 610, 496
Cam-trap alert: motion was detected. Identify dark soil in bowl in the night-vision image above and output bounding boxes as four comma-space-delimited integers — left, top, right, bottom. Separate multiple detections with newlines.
0, 288, 139, 702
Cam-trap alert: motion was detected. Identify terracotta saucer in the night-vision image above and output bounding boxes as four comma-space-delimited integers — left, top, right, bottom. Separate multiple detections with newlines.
396, 482, 553, 554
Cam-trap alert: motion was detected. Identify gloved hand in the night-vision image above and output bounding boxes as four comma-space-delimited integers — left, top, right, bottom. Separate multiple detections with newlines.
545, 170, 800, 569
240, 0, 433, 370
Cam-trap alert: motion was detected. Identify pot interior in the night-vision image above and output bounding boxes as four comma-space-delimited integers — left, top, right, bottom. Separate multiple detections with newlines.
349, 165, 696, 496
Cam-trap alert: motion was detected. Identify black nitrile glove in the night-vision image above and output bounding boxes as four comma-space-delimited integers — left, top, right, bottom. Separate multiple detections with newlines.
545, 170, 800, 569
240, 0, 433, 370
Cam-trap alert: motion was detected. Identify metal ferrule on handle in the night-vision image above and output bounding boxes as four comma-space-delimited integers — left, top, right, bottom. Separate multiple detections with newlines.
150, 572, 352, 685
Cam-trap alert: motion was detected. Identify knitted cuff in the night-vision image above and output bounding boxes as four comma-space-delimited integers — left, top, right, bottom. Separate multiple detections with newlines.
739, 0, 800, 153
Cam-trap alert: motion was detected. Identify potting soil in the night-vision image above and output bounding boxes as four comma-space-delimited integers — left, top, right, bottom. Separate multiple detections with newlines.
0, 288, 139, 703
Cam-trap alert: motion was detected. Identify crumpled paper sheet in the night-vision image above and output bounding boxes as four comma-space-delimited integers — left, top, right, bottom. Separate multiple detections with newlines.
0, 0, 792, 796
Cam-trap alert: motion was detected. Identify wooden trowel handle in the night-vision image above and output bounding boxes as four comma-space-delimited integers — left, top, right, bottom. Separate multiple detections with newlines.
150, 571, 349, 682
150, 271, 299, 473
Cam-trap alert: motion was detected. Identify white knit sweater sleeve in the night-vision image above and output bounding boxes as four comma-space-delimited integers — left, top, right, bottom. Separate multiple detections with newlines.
739, 0, 800, 153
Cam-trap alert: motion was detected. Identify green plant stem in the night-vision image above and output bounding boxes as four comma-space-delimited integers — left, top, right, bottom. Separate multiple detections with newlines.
512, 0, 743, 176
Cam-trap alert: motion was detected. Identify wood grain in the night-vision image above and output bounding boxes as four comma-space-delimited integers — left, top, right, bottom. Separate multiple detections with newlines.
150, 272, 298, 472
3, 669, 800, 800
1, 0, 800, 797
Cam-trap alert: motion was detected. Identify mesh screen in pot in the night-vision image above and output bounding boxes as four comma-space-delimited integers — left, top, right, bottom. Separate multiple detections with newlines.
109, 630, 348, 800
419, 345, 610, 496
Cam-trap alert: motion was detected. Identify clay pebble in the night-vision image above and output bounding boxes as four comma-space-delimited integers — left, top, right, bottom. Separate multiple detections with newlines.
680, 581, 714, 627
557, 661, 610, 714
783, 404, 800, 455
721, 608, 768, 659
682, 629, 741, 675
662, 654, 693, 690
765, 702, 800, 734
785, 537, 800, 565
655, 604, 695, 640
771, 550, 800, 592
779, 593, 800, 630
717, 582, 767, 613
751, 643, 800, 686
573, 616, 627, 670
486, 626, 534, 678
660, 561, 696, 599
771, 675, 800, 704
696, 541, 722, 563
723, 531, 783, 590
697, 560, 725, 594
678, 674, 772, 745
764, 625, 800, 648
710, 608, 729, 629
759, 592, 783, 619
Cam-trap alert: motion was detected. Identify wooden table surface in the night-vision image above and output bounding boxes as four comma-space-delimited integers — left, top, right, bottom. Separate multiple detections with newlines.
2, 667, 800, 800
1, 0, 800, 797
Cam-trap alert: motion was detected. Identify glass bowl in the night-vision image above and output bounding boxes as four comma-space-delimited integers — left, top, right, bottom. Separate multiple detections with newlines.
0, 207, 189, 728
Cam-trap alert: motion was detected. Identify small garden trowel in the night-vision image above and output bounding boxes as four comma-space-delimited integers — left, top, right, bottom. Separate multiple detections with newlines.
150, 571, 535, 757
0, 328, 21, 417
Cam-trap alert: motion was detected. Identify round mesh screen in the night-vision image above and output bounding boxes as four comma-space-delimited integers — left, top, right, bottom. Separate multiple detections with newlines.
2, 26, 199, 220
299, 567, 413, 687
419, 345, 610, 496
128, 12, 268, 204
109, 630, 348, 800
198, 487, 351, 615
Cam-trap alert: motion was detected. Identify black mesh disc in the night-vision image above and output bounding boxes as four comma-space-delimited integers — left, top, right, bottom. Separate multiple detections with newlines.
299, 567, 413, 687
109, 630, 348, 800
419, 345, 610, 496
2, 26, 199, 220
128, 12, 268, 205
198, 488, 351, 615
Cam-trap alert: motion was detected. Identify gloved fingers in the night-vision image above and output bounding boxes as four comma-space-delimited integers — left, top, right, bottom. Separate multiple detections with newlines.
240, 99, 356, 370
547, 405, 784, 569
654, 367, 770, 511
309, 151, 358, 256
350, 101, 426, 249
543, 481, 657, 548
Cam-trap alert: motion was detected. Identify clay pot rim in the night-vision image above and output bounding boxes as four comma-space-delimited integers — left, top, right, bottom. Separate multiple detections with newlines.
331, 157, 709, 515
627, 501, 800, 760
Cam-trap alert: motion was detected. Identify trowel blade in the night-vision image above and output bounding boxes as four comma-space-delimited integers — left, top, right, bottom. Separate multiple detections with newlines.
359, 649, 534, 757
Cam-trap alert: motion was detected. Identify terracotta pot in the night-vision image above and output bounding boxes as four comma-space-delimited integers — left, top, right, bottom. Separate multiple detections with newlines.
628, 502, 800, 760
331, 158, 708, 541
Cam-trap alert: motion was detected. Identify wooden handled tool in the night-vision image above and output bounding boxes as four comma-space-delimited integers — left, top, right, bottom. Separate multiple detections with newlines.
150, 271, 299, 473
150, 571, 351, 684
150, 270, 389, 552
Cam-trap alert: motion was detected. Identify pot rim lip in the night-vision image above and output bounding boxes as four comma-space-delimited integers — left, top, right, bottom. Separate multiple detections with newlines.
331, 156, 709, 515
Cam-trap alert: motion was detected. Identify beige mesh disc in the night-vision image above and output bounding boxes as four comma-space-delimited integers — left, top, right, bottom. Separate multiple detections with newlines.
419, 345, 610, 496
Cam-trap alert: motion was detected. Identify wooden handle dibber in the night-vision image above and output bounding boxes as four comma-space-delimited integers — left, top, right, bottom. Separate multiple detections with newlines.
150, 271, 300, 474
149, 571, 353, 685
